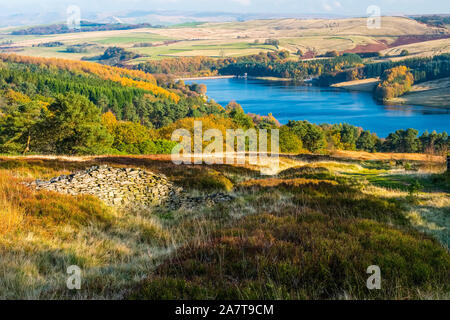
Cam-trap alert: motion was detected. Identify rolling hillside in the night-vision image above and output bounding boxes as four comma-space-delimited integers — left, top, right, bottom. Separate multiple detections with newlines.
1, 16, 448, 62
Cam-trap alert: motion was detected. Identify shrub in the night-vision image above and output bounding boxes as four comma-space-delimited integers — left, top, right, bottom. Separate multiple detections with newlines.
407, 179, 423, 203
130, 206, 449, 299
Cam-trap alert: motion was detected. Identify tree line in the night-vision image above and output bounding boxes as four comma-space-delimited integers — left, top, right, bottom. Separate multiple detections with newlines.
318, 54, 450, 86
135, 51, 364, 80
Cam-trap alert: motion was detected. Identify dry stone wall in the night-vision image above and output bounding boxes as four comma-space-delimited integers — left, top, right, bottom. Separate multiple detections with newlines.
29, 165, 180, 208
27, 165, 235, 210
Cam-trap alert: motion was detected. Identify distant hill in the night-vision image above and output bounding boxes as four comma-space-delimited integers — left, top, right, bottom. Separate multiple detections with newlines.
11, 21, 158, 35
0, 10, 345, 29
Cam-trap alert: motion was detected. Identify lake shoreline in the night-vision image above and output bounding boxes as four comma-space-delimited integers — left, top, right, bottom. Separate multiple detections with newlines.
186, 77, 449, 138
179, 75, 295, 82
177, 75, 235, 81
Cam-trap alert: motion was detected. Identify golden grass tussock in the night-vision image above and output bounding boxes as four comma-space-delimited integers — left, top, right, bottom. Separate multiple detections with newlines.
0, 172, 26, 235
0, 170, 114, 234
0, 168, 178, 299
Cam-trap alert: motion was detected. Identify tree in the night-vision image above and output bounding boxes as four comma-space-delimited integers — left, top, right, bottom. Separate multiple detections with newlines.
279, 126, 303, 153
356, 130, 378, 152
278, 50, 290, 60
101, 111, 118, 131
0, 102, 41, 154
419, 130, 449, 155
400, 49, 409, 56
382, 128, 420, 153
265, 39, 280, 49
39, 93, 113, 154
334, 123, 359, 150
375, 66, 414, 101
226, 101, 254, 129
197, 84, 207, 95
324, 50, 339, 57
287, 120, 326, 153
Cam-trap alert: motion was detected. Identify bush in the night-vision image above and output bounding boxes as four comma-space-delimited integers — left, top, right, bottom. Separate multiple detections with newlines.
407, 179, 423, 203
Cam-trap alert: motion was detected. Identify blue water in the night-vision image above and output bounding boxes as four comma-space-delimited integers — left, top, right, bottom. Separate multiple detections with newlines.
188, 78, 449, 138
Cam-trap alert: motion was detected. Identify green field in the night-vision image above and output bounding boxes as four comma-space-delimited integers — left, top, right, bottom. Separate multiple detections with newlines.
89, 33, 172, 45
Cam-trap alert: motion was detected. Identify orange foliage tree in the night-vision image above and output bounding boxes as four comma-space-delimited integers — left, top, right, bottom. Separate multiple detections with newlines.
375, 65, 414, 101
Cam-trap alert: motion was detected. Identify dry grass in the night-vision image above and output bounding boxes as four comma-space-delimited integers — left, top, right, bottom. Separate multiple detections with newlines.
0, 166, 175, 299
382, 38, 450, 59
0, 155, 449, 299
388, 77, 450, 107
331, 78, 380, 92
364, 185, 449, 249
0, 174, 24, 235
240, 177, 337, 188
331, 150, 445, 163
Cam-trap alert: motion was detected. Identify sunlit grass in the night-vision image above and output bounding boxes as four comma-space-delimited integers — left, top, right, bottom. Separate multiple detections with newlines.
0, 155, 449, 299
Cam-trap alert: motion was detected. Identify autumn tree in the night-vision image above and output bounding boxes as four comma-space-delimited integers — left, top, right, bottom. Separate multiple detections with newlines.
375, 66, 414, 101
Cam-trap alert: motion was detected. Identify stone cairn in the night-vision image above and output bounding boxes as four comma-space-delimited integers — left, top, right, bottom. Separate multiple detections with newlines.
27, 165, 234, 210
28, 165, 181, 208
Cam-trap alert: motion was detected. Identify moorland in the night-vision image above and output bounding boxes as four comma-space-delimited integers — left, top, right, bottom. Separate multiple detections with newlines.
0, 14, 449, 300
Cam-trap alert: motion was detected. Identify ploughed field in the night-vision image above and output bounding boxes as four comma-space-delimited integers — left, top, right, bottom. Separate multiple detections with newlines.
0, 153, 449, 299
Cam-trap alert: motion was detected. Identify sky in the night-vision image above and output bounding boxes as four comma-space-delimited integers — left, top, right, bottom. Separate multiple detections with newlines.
0, 0, 449, 16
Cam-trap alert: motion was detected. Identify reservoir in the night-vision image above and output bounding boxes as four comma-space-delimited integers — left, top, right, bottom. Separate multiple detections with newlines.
189, 78, 450, 138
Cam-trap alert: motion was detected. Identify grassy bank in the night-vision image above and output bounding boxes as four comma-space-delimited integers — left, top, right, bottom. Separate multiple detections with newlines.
388, 77, 450, 108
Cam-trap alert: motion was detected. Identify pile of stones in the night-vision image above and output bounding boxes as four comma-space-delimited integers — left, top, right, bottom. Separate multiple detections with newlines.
27, 165, 235, 210
28, 165, 181, 208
